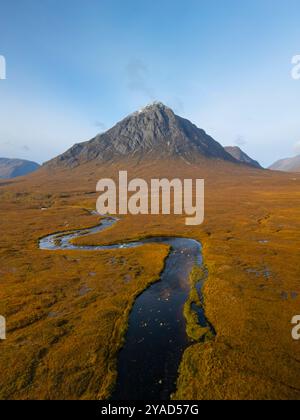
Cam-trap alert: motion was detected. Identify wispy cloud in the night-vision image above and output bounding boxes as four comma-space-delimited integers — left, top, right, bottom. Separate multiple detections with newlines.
168, 97, 185, 114
94, 120, 107, 132
235, 135, 247, 147
126, 58, 155, 100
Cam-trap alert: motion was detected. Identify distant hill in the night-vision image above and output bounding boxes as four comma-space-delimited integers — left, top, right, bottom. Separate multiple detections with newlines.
44, 102, 239, 168
224, 146, 262, 169
0, 158, 40, 179
269, 155, 300, 173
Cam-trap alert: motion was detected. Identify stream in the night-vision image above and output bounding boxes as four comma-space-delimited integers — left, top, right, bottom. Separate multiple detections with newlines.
39, 215, 209, 400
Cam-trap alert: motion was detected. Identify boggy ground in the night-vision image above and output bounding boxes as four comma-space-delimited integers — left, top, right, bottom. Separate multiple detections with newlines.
0, 158, 300, 400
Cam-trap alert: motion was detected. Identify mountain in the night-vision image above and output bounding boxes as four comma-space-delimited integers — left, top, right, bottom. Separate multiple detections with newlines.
269, 155, 300, 173
0, 158, 40, 179
224, 146, 262, 168
45, 102, 238, 168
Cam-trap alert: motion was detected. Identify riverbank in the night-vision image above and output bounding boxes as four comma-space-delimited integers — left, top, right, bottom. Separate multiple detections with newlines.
40, 217, 208, 400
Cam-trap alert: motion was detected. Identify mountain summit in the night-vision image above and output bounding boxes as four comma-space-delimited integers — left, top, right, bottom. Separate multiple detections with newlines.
45, 102, 238, 168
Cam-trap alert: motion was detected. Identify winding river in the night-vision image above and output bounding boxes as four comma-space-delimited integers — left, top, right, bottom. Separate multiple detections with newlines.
39, 215, 209, 400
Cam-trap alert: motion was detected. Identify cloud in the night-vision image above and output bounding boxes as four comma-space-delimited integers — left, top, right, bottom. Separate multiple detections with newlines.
235, 135, 247, 147
94, 121, 107, 132
126, 58, 155, 100
168, 97, 185, 114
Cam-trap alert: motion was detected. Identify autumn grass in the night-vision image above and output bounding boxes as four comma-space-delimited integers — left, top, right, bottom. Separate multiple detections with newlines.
183, 265, 211, 342
0, 194, 169, 399
0, 241, 169, 400
1, 159, 300, 399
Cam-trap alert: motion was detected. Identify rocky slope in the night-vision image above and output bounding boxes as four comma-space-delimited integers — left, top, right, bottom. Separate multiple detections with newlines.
269, 155, 300, 172
45, 102, 238, 168
224, 146, 262, 168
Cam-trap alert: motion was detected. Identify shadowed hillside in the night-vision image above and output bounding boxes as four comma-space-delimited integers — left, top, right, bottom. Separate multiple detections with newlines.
224, 146, 262, 169
0, 158, 40, 179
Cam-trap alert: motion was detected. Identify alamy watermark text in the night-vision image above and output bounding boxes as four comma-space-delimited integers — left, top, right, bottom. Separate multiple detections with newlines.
0, 55, 6, 80
96, 171, 204, 226
0, 315, 6, 340
292, 315, 300, 340
291, 55, 300, 80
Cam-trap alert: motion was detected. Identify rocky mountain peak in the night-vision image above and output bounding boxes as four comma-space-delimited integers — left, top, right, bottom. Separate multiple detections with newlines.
45, 103, 238, 168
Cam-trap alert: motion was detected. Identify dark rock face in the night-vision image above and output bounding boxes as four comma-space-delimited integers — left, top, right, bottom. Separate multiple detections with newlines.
45, 102, 236, 168
224, 146, 262, 169
269, 155, 300, 173
0, 158, 40, 179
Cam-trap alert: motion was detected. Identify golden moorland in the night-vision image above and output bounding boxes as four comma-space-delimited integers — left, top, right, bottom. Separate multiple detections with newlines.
0, 158, 300, 400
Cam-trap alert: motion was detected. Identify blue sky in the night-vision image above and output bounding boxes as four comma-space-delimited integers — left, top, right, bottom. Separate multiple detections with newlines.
0, 0, 300, 167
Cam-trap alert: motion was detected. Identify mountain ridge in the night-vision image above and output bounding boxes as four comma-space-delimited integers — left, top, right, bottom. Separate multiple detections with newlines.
44, 102, 240, 168
269, 155, 300, 173
224, 146, 262, 169
0, 158, 40, 179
